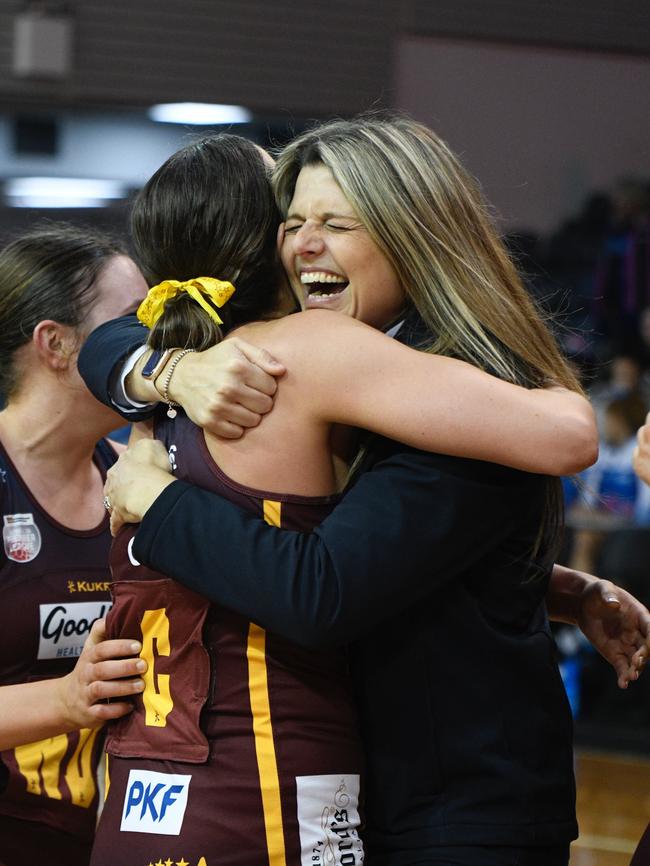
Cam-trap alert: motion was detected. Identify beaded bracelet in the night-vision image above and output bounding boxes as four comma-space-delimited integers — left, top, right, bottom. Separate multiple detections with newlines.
155, 348, 196, 418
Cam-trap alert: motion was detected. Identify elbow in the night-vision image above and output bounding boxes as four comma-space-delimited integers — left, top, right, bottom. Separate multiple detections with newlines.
556, 408, 599, 475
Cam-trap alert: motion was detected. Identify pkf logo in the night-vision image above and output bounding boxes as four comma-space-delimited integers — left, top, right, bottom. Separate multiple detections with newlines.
120, 769, 191, 835
38, 601, 112, 660
3, 513, 41, 562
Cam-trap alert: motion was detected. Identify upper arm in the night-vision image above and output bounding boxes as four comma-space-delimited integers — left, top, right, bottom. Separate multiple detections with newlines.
288, 312, 597, 476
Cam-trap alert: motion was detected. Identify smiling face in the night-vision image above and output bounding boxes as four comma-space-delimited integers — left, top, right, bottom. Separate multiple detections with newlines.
280, 163, 405, 330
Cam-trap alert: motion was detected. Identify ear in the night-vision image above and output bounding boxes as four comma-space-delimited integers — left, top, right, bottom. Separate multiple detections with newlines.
276, 222, 285, 252
32, 320, 77, 371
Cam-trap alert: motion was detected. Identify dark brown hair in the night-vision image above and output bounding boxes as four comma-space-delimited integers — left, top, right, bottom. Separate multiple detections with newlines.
0, 223, 126, 400
131, 134, 281, 351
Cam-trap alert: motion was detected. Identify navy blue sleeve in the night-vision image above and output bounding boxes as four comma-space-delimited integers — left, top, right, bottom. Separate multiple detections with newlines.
78, 314, 153, 421
132, 447, 533, 647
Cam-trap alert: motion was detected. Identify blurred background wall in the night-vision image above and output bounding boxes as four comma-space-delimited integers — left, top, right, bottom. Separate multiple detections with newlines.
0, 0, 648, 233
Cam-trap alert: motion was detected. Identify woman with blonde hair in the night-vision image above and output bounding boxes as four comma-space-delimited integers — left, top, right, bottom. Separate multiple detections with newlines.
84, 121, 647, 866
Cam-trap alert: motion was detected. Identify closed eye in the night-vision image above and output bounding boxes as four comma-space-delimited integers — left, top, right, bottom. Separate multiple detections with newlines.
283, 222, 303, 234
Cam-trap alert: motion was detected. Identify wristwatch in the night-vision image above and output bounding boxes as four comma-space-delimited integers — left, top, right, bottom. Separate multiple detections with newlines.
141, 348, 175, 381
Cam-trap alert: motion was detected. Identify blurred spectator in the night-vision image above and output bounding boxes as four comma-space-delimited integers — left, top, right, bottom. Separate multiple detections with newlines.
589, 351, 650, 429
538, 192, 614, 367
568, 391, 650, 573
593, 178, 650, 354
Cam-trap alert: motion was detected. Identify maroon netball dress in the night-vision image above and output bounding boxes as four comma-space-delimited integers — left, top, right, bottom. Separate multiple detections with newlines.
91, 412, 364, 866
0, 439, 116, 866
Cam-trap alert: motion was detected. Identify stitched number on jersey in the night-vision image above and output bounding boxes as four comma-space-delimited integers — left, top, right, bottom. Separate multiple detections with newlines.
140, 607, 174, 727
14, 727, 100, 806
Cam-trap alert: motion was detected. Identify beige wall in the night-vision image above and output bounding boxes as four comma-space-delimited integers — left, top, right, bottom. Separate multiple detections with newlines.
395, 36, 650, 232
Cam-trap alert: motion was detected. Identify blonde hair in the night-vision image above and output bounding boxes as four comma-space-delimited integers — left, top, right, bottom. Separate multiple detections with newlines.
273, 115, 582, 394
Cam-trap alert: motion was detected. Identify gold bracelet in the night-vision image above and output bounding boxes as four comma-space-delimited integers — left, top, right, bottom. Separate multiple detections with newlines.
157, 348, 195, 418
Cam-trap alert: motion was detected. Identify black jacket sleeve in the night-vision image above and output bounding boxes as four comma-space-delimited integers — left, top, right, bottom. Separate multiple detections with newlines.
133, 445, 536, 647
78, 314, 153, 421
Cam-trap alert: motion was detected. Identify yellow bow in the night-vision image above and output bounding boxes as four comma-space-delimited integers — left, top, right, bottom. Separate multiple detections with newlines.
136, 277, 236, 329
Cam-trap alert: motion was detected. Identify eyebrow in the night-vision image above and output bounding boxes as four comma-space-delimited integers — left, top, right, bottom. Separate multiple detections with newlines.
285, 210, 358, 221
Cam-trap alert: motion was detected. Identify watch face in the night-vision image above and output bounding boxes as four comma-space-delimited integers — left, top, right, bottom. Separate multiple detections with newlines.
141, 349, 166, 379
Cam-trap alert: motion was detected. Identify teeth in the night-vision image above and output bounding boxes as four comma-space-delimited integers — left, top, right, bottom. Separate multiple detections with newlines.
300, 272, 346, 285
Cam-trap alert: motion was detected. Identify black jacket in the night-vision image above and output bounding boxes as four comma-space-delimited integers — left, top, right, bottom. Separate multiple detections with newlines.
78, 318, 577, 859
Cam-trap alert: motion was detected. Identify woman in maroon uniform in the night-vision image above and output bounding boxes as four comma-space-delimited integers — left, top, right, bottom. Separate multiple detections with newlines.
0, 225, 147, 866
90, 132, 600, 866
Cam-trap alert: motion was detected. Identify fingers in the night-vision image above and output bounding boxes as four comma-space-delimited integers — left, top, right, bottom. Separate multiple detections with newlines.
80, 635, 147, 693
86, 668, 145, 703
233, 339, 286, 377
86, 636, 142, 664
216, 376, 277, 416
85, 617, 108, 647
87, 700, 137, 722
221, 357, 279, 400
614, 645, 648, 689
109, 510, 126, 537
638, 416, 650, 445
632, 645, 649, 672
598, 580, 621, 608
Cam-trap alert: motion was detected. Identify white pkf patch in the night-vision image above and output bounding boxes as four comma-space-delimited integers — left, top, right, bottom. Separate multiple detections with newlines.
168, 444, 177, 472
296, 774, 364, 866
38, 601, 112, 660
120, 769, 191, 835
3, 513, 41, 563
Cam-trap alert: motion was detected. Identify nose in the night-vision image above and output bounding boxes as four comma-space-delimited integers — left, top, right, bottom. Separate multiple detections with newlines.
292, 221, 325, 257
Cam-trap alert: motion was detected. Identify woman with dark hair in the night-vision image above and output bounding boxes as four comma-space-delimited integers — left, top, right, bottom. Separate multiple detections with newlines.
0, 224, 147, 865
87, 126, 646, 865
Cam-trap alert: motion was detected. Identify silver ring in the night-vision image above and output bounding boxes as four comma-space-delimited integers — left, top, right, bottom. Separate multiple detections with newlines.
103, 495, 112, 512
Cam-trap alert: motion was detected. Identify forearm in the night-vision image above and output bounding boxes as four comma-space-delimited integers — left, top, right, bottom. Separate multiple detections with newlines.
413, 363, 597, 475
0, 677, 73, 751
303, 314, 598, 477
123, 349, 153, 402
546, 563, 597, 624
133, 451, 522, 646
78, 314, 155, 420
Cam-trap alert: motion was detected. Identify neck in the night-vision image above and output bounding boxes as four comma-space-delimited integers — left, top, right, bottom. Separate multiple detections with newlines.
0, 379, 118, 474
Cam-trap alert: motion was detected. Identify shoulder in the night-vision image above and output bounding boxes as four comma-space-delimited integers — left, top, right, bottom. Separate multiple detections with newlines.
257, 310, 402, 368
259, 309, 376, 340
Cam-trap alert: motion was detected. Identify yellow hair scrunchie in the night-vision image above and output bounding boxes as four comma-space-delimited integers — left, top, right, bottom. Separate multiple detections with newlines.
136, 277, 236, 329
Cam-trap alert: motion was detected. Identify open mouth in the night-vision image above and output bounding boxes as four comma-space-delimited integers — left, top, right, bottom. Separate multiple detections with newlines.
300, 271, 348, 298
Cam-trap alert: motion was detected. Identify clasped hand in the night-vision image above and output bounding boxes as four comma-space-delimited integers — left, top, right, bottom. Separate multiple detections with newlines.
104, 439, 174, 536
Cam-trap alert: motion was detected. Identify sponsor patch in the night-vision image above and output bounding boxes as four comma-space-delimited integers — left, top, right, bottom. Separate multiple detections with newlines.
120, 769, 191, 835
296, 774, 364, 865
3, 513, 41, 562
38, 601, 112, 660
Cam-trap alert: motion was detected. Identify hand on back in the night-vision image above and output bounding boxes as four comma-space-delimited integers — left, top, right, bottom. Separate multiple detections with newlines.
168, 338, 285, 438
